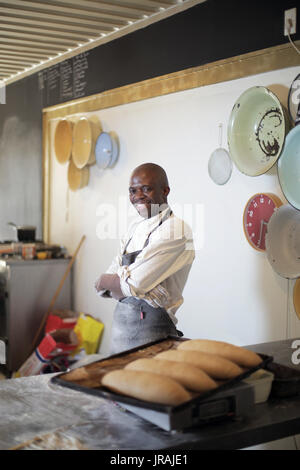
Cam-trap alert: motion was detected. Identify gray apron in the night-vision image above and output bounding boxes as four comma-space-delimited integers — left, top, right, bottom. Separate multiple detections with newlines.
110, 209, 182, 355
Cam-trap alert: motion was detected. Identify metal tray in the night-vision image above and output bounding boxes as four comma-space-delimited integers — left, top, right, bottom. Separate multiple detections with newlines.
51, 336, 273, 414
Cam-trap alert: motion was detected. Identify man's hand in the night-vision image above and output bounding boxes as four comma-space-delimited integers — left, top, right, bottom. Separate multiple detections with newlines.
95, 274, 124, 300
94, 276, 105, 293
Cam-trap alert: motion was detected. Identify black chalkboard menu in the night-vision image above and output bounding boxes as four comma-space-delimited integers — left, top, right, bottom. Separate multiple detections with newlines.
38, 52, 90, 107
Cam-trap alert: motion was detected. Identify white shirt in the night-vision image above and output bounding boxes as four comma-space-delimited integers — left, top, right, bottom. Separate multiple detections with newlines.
98, 207, 195, 325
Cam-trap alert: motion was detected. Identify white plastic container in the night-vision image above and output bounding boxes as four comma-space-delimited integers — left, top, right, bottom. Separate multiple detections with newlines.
243, 369, 274, 403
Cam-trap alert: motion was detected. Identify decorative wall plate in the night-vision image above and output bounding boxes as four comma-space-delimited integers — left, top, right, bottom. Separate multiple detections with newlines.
277, 125, 300, 210
228, 86, 288, 176
72, 117, 102, 169
265, 205, 300, 279
54, 119, 72, 164
95, 132, 119, 169
288, 73, 300, 124
293, 278, 300, 320
68, 160, 89, 191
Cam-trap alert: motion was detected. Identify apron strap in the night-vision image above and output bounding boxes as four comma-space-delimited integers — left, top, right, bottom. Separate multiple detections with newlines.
123, 208, 173, 255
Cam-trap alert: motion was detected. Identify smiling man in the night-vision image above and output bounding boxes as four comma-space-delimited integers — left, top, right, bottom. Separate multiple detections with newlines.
95, 163, 195, 354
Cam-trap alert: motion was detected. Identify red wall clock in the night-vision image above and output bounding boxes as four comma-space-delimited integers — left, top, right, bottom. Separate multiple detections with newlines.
243, 193, 283, 251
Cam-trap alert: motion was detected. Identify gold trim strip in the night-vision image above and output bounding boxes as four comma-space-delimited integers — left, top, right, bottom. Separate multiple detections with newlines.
42, 113, 51, 242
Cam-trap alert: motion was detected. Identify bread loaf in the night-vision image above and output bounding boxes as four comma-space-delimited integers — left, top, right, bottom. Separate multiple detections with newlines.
62, 367, 90, 381
101, 369, 191, 406
125, 358, 218, 393
177, 339, 262, 368
154, 350, 243, 380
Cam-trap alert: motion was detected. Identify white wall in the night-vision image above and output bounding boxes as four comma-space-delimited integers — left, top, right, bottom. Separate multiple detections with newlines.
48, 65, 300, 356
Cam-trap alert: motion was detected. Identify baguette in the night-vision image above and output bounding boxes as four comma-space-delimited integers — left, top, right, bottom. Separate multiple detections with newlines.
62, 367, 90, 382
177, 339, 262, 368
101, 369, 191, 406
125, 358, 218, 393
154, 350, 243, 380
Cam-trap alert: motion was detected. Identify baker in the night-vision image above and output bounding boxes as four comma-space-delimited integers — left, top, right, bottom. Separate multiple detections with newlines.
95, 163, 195, 354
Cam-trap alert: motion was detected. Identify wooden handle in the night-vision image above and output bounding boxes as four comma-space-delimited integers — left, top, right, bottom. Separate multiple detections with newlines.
31, 235, 86, 350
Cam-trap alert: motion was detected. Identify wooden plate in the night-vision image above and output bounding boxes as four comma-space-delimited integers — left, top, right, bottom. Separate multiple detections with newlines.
72, 116, 102, 168
68, 160, 89, 191
293, 279, 300, 320
54, 120, 73, 164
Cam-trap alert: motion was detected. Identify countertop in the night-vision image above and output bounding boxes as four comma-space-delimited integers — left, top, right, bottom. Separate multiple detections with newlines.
1, 338, 300, 450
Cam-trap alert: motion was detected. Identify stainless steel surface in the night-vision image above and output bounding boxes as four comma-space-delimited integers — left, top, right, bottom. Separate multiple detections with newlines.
0, 258, 73, 372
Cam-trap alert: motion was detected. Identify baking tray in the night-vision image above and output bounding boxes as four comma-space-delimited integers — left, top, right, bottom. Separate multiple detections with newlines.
51, 336, 272, 413
120, 380, 255, 431
266, 362, 300, 398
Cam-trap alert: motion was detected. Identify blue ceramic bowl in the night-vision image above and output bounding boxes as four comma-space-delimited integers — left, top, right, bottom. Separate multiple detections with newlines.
277, 125, 300, 210
95, 132, 119, 169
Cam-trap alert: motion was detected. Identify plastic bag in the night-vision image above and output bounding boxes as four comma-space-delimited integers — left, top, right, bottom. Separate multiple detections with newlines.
73, 313, 104, 355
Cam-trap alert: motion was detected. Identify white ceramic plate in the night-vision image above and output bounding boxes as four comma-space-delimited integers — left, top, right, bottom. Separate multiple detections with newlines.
228, 86, 288, 176
265, 205, 300, 279
208, 148, 232, 185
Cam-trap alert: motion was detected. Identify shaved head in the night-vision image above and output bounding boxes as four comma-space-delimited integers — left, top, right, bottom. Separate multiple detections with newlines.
131, 163, 169, 188
129, 163, 170, 218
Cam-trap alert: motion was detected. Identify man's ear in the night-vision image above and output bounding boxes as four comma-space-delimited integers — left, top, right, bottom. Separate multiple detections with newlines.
164, 186, 170, 197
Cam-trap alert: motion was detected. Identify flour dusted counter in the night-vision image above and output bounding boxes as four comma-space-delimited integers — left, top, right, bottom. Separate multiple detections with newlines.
1, 339, 300, 450
0, 258, 73, 374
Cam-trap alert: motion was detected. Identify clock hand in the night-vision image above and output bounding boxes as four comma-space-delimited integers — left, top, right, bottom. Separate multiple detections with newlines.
257, 219, 268, 247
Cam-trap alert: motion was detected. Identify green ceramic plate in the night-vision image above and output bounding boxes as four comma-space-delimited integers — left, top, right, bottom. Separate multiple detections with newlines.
228, 87, 289, 176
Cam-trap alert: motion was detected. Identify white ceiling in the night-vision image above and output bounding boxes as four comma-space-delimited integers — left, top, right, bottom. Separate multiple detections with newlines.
0, 0, 206, 84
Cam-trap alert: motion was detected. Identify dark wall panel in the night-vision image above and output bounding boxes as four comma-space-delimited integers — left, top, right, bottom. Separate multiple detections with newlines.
0, 76, 43, 241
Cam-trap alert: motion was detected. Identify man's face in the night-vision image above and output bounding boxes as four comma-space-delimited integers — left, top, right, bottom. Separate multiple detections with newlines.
129, 170, 169, 218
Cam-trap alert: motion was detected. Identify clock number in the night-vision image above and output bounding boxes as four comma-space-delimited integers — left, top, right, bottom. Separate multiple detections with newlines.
248, 210, 253, 217
260, 197, 264, 204
253, 202, 257, 208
